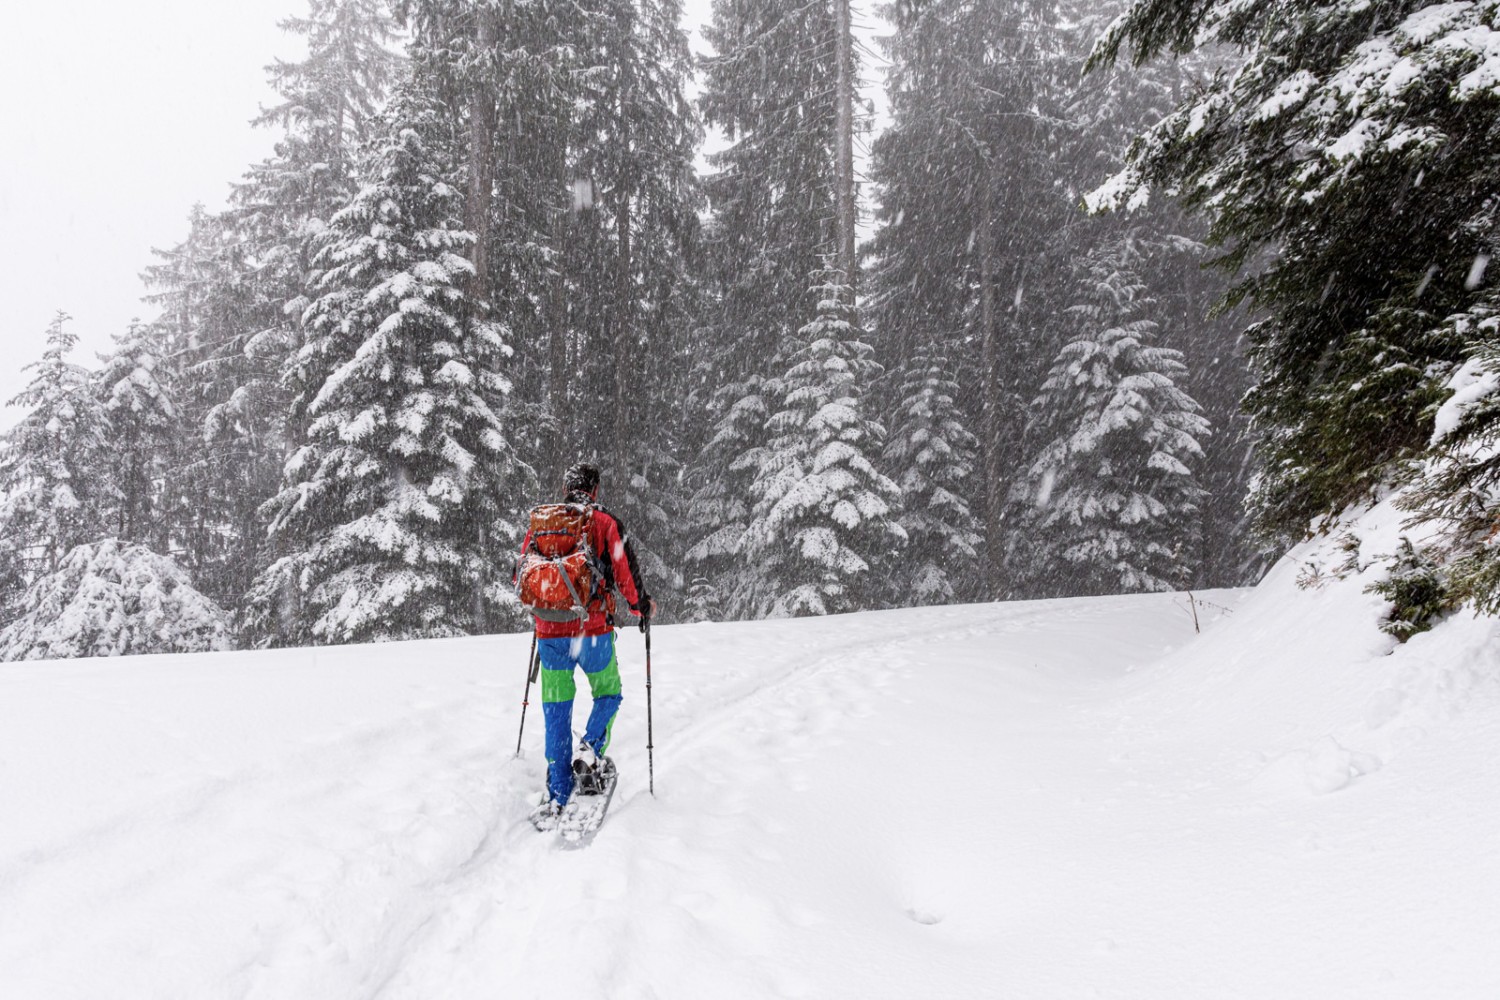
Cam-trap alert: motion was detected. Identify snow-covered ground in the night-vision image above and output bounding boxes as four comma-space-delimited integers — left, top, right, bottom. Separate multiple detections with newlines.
4, 504, 1499, 998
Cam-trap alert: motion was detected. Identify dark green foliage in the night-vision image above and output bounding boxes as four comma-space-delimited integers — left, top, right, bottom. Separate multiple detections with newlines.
1369, 538, 1456, 642
1092, 0, 1500, 544
1401, 334, 1500, 614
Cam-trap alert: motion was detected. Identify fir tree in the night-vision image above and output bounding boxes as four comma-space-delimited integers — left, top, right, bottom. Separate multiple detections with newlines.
863, 0, 1090, 596
140, 206, 282, 609
1091, 0, 1500, 542
740, 268, 905, 617
686, 0, 850, 613
229, 0, 407, 451
563, 0, 703, 607
1014, 247, 1210, 596
95, 321, 177, 550
245, 88, 529, 647
0, 313, 110, 577
882, 343, 982, 605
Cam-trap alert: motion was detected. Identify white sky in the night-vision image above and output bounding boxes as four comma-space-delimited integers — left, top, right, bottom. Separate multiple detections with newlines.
0, 1, 299, 423
0, 0, 880, 428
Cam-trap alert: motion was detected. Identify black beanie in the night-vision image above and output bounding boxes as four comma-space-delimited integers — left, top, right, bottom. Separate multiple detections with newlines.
564, 461, 601, 496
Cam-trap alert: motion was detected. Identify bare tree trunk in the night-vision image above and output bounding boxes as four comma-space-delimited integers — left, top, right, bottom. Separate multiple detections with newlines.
466, 6, 497, 300
612, 3, 635, 470
548, 203, 573, 476
834, 0, 857, 301
977, 164, 1003, 598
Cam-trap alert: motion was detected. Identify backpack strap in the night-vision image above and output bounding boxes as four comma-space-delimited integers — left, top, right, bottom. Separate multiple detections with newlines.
553, 554, 590, 620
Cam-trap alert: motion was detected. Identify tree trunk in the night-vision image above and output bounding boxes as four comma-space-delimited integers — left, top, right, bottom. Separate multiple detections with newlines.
977, 164, 1003, 598
466, 5, 497, 301
612, 2, 635, 471
834, 0, 857, 302
549, 150, 573, 476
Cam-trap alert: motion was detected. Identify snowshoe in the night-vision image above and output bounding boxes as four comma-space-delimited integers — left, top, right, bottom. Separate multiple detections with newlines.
528, 797, 564, 832
557, 756, 618, 849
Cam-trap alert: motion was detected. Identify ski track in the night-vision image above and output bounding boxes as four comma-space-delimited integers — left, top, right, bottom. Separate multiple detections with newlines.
370, 597, 1193, 1000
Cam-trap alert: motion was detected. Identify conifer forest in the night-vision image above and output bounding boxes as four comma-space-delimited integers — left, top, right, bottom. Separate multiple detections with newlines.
4, 0, 1499, 658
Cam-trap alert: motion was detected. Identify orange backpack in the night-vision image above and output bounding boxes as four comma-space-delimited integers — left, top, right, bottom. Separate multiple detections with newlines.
515, 503, 609, 621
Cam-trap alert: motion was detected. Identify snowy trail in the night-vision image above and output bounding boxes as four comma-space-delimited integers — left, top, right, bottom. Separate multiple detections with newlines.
4, 573, 1500, 998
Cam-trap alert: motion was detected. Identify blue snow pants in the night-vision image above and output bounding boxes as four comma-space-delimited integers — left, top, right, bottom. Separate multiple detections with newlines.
539, 632, 623, 806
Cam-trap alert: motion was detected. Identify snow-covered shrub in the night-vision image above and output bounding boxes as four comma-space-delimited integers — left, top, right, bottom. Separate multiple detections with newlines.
0, 539, 231, 661
1367, 538, 1456, 642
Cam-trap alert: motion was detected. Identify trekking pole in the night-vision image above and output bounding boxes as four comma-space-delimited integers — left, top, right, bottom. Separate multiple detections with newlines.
645, 616, 655, 796
514, 631, 540, 757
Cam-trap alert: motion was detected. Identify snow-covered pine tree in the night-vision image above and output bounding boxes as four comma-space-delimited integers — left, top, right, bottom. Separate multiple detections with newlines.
562, 0, 703, 609
236, 0, 402, 273
881, 343, 982, 605
139, 205, 282, 609
0, 313, 110, 578
396, 0, 576, 493
685, 0, 849, 615
739, 267, 905, 617
1090, 0, 1500, 545
244, 86, 529, 647
229, 0, 407, 460
0, 539, 231, 661
862, 0, 1088, 598
1013, 245, 1210, 597
94, 321, 177, 550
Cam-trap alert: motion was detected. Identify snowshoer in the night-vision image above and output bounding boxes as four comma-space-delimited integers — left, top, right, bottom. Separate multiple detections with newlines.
516, 462, 654, 816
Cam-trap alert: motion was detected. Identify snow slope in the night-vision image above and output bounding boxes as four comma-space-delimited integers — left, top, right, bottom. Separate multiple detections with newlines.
3, 510, 1499, 998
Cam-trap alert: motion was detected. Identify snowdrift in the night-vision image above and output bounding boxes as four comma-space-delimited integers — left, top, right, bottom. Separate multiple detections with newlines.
2, 503, 1497, 999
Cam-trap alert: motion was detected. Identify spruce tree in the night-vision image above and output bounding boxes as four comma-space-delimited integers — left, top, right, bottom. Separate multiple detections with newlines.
95, 321, 177, 550
230, 0, 406, 437
0, 313, 110, 577
863, 0, 1087, 596
564, 0, 703, 604
1091, 0, 1500, 543
686, 0, 849, 613
1014, 246, 1210, 596
140, 205, 280, 609
882, 343, 982, 605
245, 87, 529, 646
740, 268, 905, 617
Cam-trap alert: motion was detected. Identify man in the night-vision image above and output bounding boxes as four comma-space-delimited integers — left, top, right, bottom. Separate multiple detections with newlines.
521, 462, 654, 814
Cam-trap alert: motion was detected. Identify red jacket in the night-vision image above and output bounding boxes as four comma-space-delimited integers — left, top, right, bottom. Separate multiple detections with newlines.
519, 503, 647, 638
